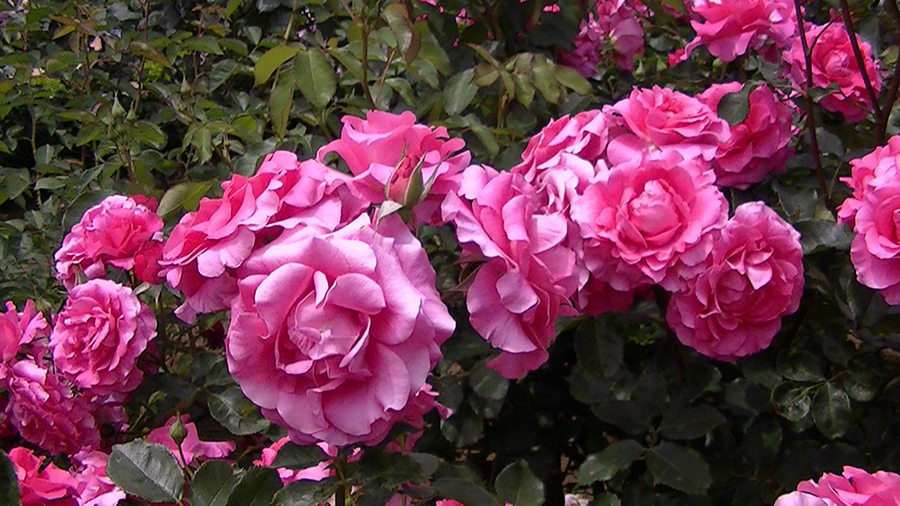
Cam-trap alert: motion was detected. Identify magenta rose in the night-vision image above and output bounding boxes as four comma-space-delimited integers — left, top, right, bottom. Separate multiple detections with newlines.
146, 415, 236, 467
666, 202, 803, 361
605, 86, 729, 165
558, 0, 645, 74
698, 82, 795, 189
838, 136, 900, 227
774, 467, 900, 506
226, 214, 454, 446
0, 300, 49, 379
71, 450, 126, 506
49, 279, 155, 396
5, 359, 100, 455
443, 165, 580, 378
54, 195, 163, 289
783, 22, 882, 123
849, 168, 900, 304
677, 0, 796, 62
571, 151, 728, 292
9, 446, 78, 506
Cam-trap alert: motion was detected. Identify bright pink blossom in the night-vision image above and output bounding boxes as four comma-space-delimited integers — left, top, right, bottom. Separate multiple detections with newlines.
55, 195, 163, 289
783, 22, 882, 123
775, 467, 900, 506
226, 215, 454, 446
558, 0, 645, 74
0, 300, 49, 379
71, 450, 126, 506
838, 136, 900, 227
677, 0, 796, 62
50, 279, 155, 396
146, 415, 235, 467
9, 447, 78, 506
254, 438, 334, 484
849, 169, 900, 305
666, 202, 804, 360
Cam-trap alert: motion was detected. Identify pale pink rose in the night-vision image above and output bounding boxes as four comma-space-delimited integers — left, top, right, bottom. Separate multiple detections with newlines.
442, 165, 580, 378
146, 415, 236, 467
5, 359, 100, 455
254, 438, 335, 484
71, 450, 126, 506
676, 0, 796, 62
0, 300, 49, 379
55, 195, 163, 289
49, 279, 155, 396
697, 82, 795, 189
783, 22, 882, 123
316, 110, 470, 225
666, 202, 804, 361
838, 136, 900, 227
791, 466, 900, 506
571, 151, 728, 292
558, 0, 645, 74
226, 214, 454, 446
773, 491, 831, 506
605, 86, 730, 164
9, 447, 78, 506
849, 169, 900, 304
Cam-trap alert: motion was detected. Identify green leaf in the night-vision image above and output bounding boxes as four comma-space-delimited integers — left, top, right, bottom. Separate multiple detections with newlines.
533, 61, 561, 104
514, 75, 535, 109
210, 60, 239, 92
189, 460, 236, 506
381, 4, 421, 63
470, 363, 509, 400
444, 69, 478, 116
107, 440, 185, 503
75, 123, 103, 146
268, 72, 294, 138
575, 320, 624, 379
794, 221, 853, 255
0, 450, 20, 506
495, 460, 544, 506
777, 349, 825, 382
273, 479, 338, 506
225, 467, 282, 506
293, 49, 337, 109
464, 114, 499, 158
812, 383, 852, 439
129, 41, 173, 69
254, 45, 299, 87
133, 121, 165, 149
844, 371, 879, 402
157, 181, 212, 221
770, 383, 812, 422
184, 36, 223, 55
432, 478, 501, 506
208, 386, 271, 436
646, 443, 712, 495
577, 440, 645, 485
591, 493, 621, 506
270, 442, 329, 470
226, 0, 245, 17
717, 87, 751, 126
5, 169, 29, 200
553, 65, 592, 95
658, 405, 727, 440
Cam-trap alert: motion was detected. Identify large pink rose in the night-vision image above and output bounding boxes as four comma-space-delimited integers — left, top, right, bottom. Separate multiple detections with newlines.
605, 86, 729, 164
666, 202, 803, 360
838, 136, 900, 227
49, 279, 155, 396
317, 110, 470, 225
442, 165, 580, 378
0, 300, 49, 379
698, 82, 795, 189
775, 467, 900, 506
146, 415, 236, 467
55, 195, 163, 289
71, 450, 126, 506
849, 169, 900, 304
783, 22, 882, 123
557, 0, 645, 74
5, 359, 100, 455
676, 0, 795, 62
226, 214, 454, 446
571, 151, 728, 292
9, 447, 78, 506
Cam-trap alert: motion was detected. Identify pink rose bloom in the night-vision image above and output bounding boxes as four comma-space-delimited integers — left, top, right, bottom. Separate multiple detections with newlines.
558, 0, 645, 74
226, 214, 454, 446
676, 0, 796, 62
133, 239, 165, 284
146, 415, 236, 467
0, 300, 49, 379
49, 279, 156, 396
316, 110, 470, 225
254, 438, 335, 484
666, 202, 803, 361
783, 22, 882, 123
575, 276, 637, 316
71, 451, 126, 506
698, 82, 795, 189
9, 447, 78, 506
442, 165, 580, 378
849, 169, 900, 305
605, 86, 730, 164
5, 359, 100, 455
55, 195, 163, 289
571, 151, 728, 292
838, 136, 900, 227
775, 466, 900, 506
773, 491, 831, 506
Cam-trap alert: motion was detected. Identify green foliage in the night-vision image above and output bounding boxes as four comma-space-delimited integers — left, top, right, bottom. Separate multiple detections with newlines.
106, 440, 185, 503
0, 450, 21, 506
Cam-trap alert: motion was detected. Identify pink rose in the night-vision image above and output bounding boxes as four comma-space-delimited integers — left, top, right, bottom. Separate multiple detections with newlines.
783, 22, 882, 123
558, 0, 645, 74
49, 279, 155, 397
571, 151, 728, 292
677, 0, 796, 62
0, 300, 49, 379
780, 466, 900, 506
133, 239, 165, 284
9, 447, 78, 506
442, 165, 580, 378
316, 110, 470, 225
226, 214, 454, 446
773, 491, 831, 506
849, 168, 900, 304
5, 359, 100, 455
838, 136, 900, 227
254, 438, 335, 484
666, 202, 804, 360
146, 415, 236, 467
698, 82, 795, 189
55, 195, 163, 289
605, 86, 730, 164
71, 450, 126, 506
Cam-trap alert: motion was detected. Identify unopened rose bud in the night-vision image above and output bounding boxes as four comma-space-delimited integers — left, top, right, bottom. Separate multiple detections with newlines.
169, 417, 188, 447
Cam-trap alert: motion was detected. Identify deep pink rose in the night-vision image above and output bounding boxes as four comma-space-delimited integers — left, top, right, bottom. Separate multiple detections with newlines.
838, 136, 900, 227
676, 0, 796, 62
49, 279, 155, 397
571, 151, 728, 292
9, 447, 78, 506
666, 202, 803, 360
133, 239, 165, 284
55, 195, 163, 289
558, 0, 645, 74
71, 450, 126, 506
698, 82, 795, 189
5, 359, 100, 455
442, 165, 580, 378
776, 467, 900, 506
849, 169, 900, 304
783, 22, 882, 123
605, 86, 729, 164
146, 415, 236, 467
226, 214, 454, 446
254, 438, 335, 484
0, 300, 49, 379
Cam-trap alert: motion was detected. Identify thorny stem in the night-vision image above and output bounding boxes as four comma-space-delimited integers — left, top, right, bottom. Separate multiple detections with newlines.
376, 48, 397, 110
361, 23, 376, 109
838, 0, 882, 124
876, 0, 900, 145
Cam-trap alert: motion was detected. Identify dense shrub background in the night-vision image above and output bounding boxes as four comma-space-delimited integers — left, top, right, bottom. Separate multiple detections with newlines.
2, 0, 900, 505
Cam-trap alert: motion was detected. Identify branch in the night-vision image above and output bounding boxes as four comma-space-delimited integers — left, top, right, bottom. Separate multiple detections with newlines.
876, 0, 900, 145
838, 0, 882, 124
